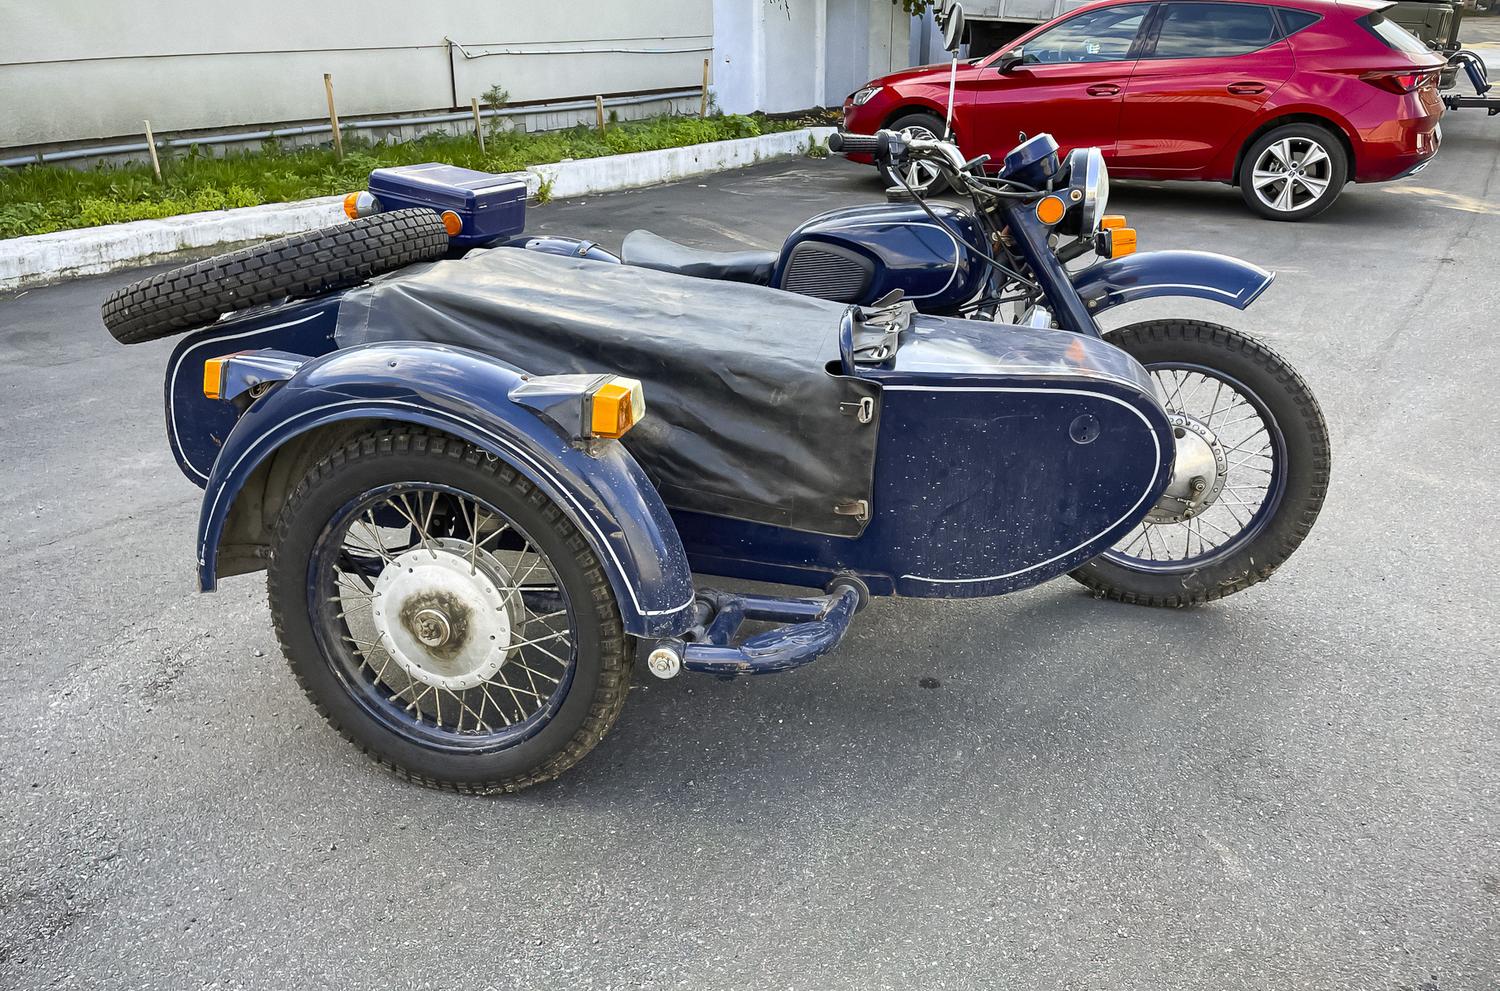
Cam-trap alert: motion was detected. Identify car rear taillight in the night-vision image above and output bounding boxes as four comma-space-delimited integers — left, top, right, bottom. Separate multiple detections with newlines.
1361, 69, 1436, 94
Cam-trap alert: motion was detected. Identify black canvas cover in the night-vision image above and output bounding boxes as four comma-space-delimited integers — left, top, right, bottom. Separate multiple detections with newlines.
334, 247, 880, 536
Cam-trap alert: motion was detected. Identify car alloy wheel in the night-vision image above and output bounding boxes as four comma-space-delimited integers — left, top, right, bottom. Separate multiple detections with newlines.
877, 112, 951, 195
892, 124, 945, 192
1250, 136, 1335, 215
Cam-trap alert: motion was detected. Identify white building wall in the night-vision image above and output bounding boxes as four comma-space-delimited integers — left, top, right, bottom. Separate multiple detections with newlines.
0, 0, 911, 152
712, 0, 766, 115
825, 0, 872, 104
0, 0, 711, 149
714, 0, 908, 114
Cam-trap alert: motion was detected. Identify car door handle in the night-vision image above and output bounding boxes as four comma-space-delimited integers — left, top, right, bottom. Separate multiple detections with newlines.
1227, 82, 1267, 95
1086, 84, 1121, 96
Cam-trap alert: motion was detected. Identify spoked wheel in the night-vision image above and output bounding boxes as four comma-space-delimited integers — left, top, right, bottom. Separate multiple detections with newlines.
1070, 320, 1331, 607
1238, 123, 1348, 221
267, 428, 628, 793
878, 112, 950, 195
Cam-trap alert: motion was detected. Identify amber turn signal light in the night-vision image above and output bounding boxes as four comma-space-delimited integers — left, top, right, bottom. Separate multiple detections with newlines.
588, 377, 646, 439
1109, 228, 1138, 258
342, 191, 380, 220
203, 355, 230, 399
1100, 214, 1127, 230
440, 210, 463, 236
1035, 194, 1067, 226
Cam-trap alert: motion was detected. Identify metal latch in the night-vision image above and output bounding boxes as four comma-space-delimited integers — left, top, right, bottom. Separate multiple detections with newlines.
839, 396, 876, 424
833, 500, 870, 522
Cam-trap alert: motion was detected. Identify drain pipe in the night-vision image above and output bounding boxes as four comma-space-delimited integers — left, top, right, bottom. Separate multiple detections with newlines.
1, 88, 701, 168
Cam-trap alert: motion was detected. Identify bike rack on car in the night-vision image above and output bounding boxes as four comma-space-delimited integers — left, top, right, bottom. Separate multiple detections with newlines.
1443, 51, 1498, 115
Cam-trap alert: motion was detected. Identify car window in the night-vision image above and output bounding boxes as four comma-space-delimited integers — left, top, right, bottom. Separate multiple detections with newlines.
1150, 3, 1279, 58
1359, 11, 1432, 55
1017, 5, 1150, 64
1276, 8, 1321, 35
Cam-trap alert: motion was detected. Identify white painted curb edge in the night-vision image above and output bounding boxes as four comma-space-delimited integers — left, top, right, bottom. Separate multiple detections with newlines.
1, 126, 835, 293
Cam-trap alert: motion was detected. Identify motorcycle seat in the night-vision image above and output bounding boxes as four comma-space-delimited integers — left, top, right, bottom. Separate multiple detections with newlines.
621, 230, 777, 286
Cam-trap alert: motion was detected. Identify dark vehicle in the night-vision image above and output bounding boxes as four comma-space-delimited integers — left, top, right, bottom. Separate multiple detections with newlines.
1387, 0, 1498, 112
99, 145, 1329, 793
1389, 0, 1466, 84
556, 130, 1274, 329
533, 127, 1331, 581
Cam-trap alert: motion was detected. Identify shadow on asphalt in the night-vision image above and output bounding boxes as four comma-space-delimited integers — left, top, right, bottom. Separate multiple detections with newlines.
1109, 177, 1448, 229
501, 582, 1241, 810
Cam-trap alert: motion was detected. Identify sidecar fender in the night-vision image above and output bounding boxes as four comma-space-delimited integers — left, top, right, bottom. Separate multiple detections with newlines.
196, 342, 695, 638
1072, 250, 1274, 314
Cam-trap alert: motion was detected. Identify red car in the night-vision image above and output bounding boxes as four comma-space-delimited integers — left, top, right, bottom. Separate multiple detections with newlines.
841, 0, 1445, 220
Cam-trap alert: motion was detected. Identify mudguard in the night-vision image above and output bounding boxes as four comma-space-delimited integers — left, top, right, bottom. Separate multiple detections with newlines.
1072, 250, 1274, 313
196, 342, 696, 639
517, 234, 623, 264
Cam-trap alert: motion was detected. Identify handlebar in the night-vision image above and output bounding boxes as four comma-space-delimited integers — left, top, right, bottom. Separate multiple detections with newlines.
827, 128, 1115, 291
827, 132, 882, 154
830, 129, 977, 186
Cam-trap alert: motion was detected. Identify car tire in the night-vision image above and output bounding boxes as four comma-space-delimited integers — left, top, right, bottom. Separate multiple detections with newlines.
1237, 123, 1349, 222
878, 112, 951, 195
100, 209, 450, 345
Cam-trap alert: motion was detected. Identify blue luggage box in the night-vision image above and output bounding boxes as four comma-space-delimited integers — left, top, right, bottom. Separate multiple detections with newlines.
367, 163, 527, 248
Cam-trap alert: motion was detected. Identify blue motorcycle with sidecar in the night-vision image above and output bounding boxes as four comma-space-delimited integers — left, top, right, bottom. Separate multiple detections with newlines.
99, 132, 1330, 793
520, 127, 1331, 608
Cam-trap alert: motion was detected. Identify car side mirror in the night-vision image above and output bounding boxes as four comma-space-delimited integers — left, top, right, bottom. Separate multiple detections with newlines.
996, 51, 1024, 73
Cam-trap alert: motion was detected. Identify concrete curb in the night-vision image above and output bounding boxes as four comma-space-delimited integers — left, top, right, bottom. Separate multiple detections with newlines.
529, 127, 833, 200
0, 126, 835, 292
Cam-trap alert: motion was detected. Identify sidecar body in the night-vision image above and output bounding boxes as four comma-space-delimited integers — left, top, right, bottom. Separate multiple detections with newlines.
168, 245, 1174, 676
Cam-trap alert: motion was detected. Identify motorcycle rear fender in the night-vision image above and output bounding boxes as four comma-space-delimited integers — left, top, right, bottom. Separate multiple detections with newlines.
1072, 250, 1274, 314
196, 342, 695, 639
517, 235, 622, 264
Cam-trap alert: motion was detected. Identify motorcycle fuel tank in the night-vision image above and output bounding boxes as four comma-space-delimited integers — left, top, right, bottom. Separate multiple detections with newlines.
773, 202, 989, 314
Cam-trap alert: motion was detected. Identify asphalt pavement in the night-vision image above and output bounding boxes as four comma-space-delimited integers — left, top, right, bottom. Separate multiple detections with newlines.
1, 108, 1498, 990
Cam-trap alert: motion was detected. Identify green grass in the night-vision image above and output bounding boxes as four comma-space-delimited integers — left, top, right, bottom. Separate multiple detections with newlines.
0, 112, 802, 239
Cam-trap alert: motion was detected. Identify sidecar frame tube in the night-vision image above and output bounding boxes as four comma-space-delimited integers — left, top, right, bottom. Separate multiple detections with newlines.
661, 585, 863, 676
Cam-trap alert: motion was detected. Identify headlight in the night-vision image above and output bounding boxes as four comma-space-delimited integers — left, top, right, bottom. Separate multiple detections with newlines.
1094, 158, 1110, 230
850, 86, 882, 106
1066, 147, 1109, 233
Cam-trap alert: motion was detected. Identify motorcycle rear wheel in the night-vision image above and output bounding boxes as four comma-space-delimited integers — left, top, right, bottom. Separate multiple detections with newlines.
1069, 319, 1331, 607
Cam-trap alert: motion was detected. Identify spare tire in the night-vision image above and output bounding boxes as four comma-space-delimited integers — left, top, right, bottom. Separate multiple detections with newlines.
101, 208, 450, 345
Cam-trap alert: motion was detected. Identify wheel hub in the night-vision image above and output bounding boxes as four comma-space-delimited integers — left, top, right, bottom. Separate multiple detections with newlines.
411, 608, 452, 648
1148, 414, 1229, 524
370, 538, 523, 691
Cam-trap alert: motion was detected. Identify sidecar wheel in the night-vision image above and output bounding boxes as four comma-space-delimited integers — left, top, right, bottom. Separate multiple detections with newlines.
266, 427, 628, 793
1069, 320, 1331, 607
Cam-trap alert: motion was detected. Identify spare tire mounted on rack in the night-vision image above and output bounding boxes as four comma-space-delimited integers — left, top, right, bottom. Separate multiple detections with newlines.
100, 208, 450, 345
